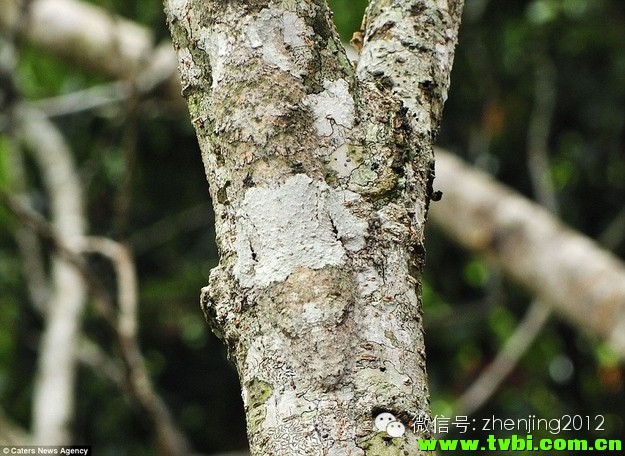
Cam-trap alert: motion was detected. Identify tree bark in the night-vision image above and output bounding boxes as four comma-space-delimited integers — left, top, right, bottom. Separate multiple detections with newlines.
164, 1, 462, 454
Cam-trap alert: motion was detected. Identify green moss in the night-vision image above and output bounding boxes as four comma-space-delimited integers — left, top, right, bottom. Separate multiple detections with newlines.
384, 330, 400, 348
186, 92, 202, 118
347, 144, 365, 164
246, 379, 273, 432
350, 165, 378, 188
169, 20, 191, 50
300, 409, 317, 423
358, 432, 407, 456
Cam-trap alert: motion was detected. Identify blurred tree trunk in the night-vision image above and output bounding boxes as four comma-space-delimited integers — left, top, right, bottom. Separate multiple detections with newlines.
164, 1, 462, 454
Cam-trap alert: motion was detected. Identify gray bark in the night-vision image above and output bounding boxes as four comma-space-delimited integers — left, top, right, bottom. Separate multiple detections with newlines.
163, 1, 462, 455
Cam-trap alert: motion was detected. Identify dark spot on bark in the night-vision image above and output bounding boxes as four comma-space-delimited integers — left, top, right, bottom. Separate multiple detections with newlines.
391, 158, 404, 176
425, 159, 436, 211
431, 190, 443, 201
371, 406, 392, 418
370, 20, 396, 40
250, 241, 258, 262
371, 68, 385, 77
213, 145, 225, 166
243, 174, 254, 187
379, 366, 386, 372
215, 0, 266, 15
291, 161, 305, 174
329, 216, 339, 237
216, 181, 230, 204
401, 38, 431, 53
419, 79, 434, 90
379, 75, 394, 89
409, 3, 427, 16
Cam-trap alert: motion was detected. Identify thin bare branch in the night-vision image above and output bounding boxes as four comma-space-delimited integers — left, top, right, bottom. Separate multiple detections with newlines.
453, 302, 551, 418
31, 81, 130, 117
527, 51, 558, 213
78, 237, 138, 339
5, 144, 50, 314
0, 0, 151, 77
10, 104, 87, 445
0, 188, 118, 326
29, 41, 179, 118
76, 236, 190, 456
1, 191, 191, 456
0, 0, 181, 101
77, 338, 125, 386
453, 51, 560, 416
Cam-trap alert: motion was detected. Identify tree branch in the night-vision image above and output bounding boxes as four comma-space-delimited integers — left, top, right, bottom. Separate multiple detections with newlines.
0, 190, 191, 456
430, 149, 625, 358
453, 301, 551, 417
358, 0, 464, 140
5, 4, 625, 442
162, 0, 466, 452
76, 237, 191, 456
11, 105, 87, 445
0, 0, 149, 77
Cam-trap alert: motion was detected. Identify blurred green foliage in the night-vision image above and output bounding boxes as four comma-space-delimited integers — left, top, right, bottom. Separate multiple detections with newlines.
0, 0, 624, 454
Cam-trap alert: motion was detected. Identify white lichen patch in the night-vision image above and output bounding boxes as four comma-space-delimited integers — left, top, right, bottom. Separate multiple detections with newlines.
243, 9, 313, 77
166, 0, 189, 21
357, 267, 381, 297
302, 79, 355, 138
282, 11, 312, 48
301, 301, 325, 325
197, 30, 231, 89
329, 144, 355, 179
176, 48, 203, 88
233, 174, 367, 288
412, 199, 427, 231
325, 189, 367, 252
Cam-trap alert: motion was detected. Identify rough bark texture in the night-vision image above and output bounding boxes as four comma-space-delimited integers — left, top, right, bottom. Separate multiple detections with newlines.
164, 1, 462, 454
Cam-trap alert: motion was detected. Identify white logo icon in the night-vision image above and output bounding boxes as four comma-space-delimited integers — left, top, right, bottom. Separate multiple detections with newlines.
374, 412, 406, 437
386, 420, 406, 437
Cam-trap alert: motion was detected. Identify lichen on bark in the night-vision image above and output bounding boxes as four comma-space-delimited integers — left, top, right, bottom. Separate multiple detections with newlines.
164, 0, 463, 454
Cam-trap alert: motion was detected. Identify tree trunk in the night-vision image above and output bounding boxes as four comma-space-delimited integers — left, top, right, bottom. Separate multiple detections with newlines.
163, 1, 463, 454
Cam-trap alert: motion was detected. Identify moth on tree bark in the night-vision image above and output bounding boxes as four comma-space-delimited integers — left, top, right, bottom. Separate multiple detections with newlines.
163, 1, 463, 454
